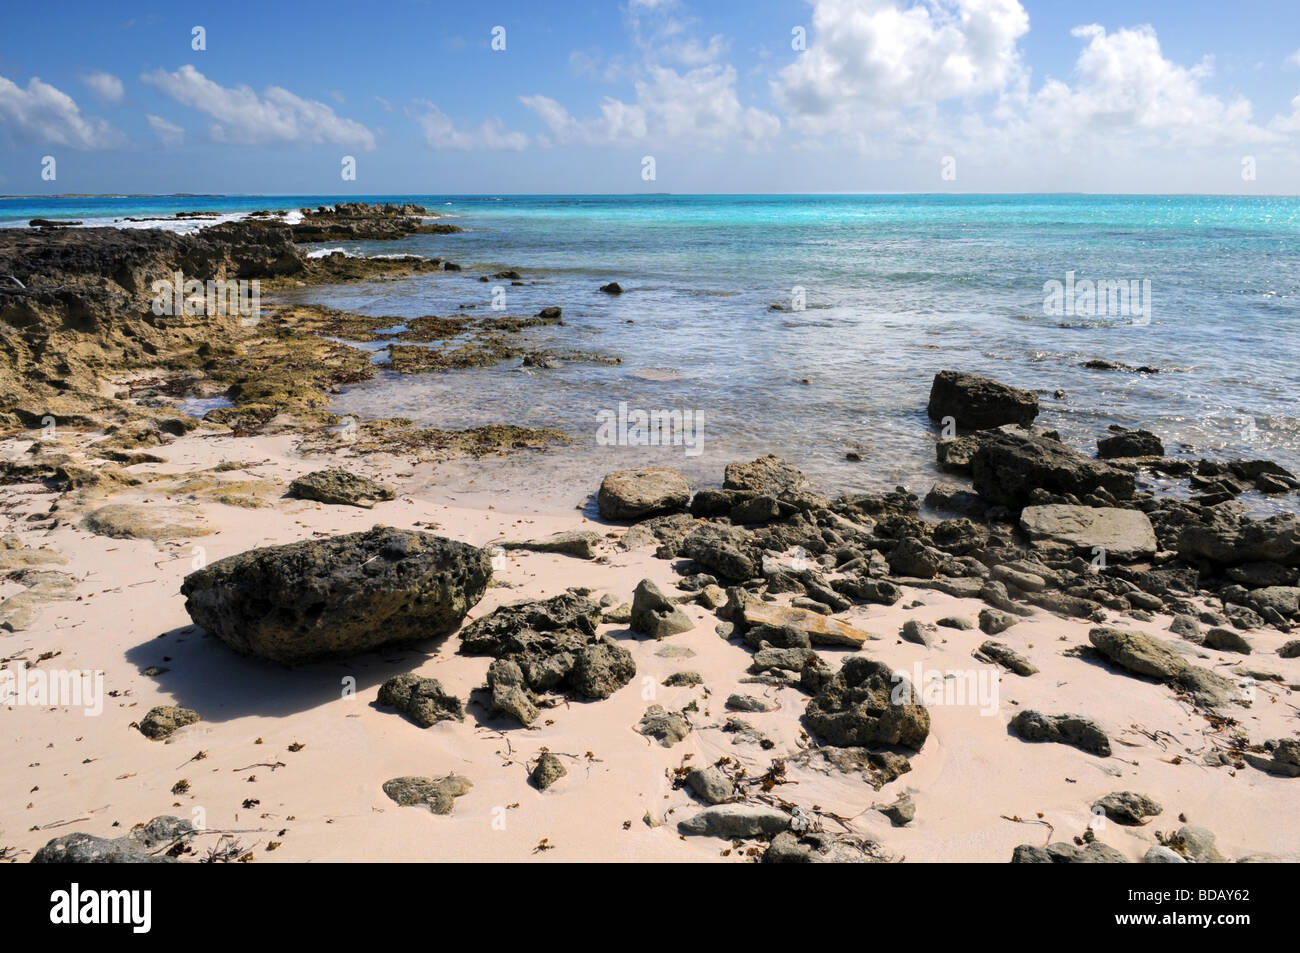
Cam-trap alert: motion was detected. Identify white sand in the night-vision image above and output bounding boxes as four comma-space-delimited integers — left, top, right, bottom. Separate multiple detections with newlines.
1, 429, 1297, 863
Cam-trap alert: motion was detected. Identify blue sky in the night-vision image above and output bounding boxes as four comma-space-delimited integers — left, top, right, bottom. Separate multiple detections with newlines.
3, 0, 1300, 194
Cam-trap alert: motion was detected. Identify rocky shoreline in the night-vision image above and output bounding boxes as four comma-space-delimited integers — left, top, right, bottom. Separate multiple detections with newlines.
1, 206, 1297, 864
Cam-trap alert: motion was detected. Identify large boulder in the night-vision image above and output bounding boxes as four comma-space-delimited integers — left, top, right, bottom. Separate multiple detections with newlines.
1097, 427, 1164, 459
927, 371, 1038, 431
1088, 627, 1238, 707
970, 431, 1135, 508
181, 527, 491, 663
803, 657, 930, 749
597, 468, 690, 521
1020, 504, 1157, 561
1176, 508, 1300, 567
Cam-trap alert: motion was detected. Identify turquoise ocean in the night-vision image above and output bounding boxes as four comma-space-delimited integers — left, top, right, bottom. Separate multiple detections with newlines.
6, 193, 1299, 508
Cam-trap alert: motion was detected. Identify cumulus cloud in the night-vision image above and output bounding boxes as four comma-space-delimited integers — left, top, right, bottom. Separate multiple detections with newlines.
523, 64, 779, 146
141, 65, 376, 149
408, 101, 529, 150
146, 113, 185, 147
776, 0, 1030, 125
81, 71, 124, 104
0, 73, 122, 148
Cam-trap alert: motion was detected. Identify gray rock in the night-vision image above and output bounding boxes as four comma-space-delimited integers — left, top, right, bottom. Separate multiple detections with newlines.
1097, 428, 1164, 459
878, 794, 916, 826
971, 431, 1135, 508
1011, 841, 1127, 863
182, 527, 491, 664
1204, 627, 1252, 654
1279, 640, 1300, 658
1089, 626, 1237, 707
677, 804, 792, 839
725, 693, 772, 712
630, 578, 694, 638
501, 530, 602, 559
1143, 845, 1189, 863
686, 766, 735, 804
979, 607, 1016, 635
597, 468, 690, 521
1176, 509, 1300, 567
377, 673, 464, 727
763, 831, 887, 863
32, 816, 197, 863
1175, 825, 1227, 863
637, 705, 691, 747
486, 659, 540, 726
1092, 791, 1162, 825
976, 640, 1038, 676
1010, 709, 1111, 756
288, 468, 395, 508
1020, 504, 1157, 561
382, 774, 473, 814
138, 705, 199, 740
901, 619, 936, 646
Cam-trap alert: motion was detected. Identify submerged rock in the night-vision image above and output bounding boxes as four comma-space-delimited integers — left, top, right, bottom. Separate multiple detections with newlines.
288, 468, 395, 508
181, 527, 491, 664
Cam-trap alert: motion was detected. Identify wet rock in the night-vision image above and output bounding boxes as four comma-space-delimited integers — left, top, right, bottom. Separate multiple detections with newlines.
926, 370, 1039, 431
804, 657, 930, 750
599, 281, 624, 294
182, 527, 491, 664
288, 468, 395, 508
686, 766, 735, 804
597, 467, 690, 521
529, 752, 567, 790
637, 705, 691, 747
500, 530, 602, 559
32, 816, 197, 863
677, 804, 791, 839
138, 705, 200, 740
377, 673, 464, 727
924, 481, 988, 518
971, 431, 1135, 508
1097, 427, 1164, 459
382, 775, 472, 814
1020, 504, 1157, 561
975, 640, 1038, 676
1092, 791, 1162, 825
630, 578, 694, 638
1009, 709, 1111, 756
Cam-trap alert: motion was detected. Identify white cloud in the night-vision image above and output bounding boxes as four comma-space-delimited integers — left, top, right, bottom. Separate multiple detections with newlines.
141, 65, 376, 149
146, 113, 185, 147
1287, 47, 1300, 69
0, 73, 122, 148
523, 64, 779, 146
81, 71, 124, 104
776, 0, 1030, 125
408, 101, 529, 150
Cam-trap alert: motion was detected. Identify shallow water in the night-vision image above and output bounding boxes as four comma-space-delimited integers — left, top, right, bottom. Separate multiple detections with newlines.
14, 193, 1300, 509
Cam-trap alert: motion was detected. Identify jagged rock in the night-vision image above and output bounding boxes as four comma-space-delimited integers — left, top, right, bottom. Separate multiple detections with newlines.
288, 468, 395, 508
630, 578, 694, 638
1176, 508, 1300, 567
569, 638, 637, 699
686, 766, 735, 804
1020, 504, 1157, 561
529, 752, 567, 790
138, 705, 200, 740
1092, 791, 1162, 825
599, 281, 623, 294
763, 831, 887, 863
926, 370, 1039, 431
597, 468, 690, 520
637, 705, 691, 747
381, 775, 472, 814
723, 454, 809, 496
877, 794, 915, 826
500, 531, 602, 559
486, 659, 539, 726
1243, 738, 1300, 778
976, 640, 1038, 675
971, 431, 1135, 508
182, 527, 490, 664
888, 538, 944, 578
1009, 710, 1111, 756
32, 816, 197, 863
377, 673, 464, 727
677, 804, 791, 838
804, 657, 930, 749
680, 523, 759, 580
1250, 585, 1300, 621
